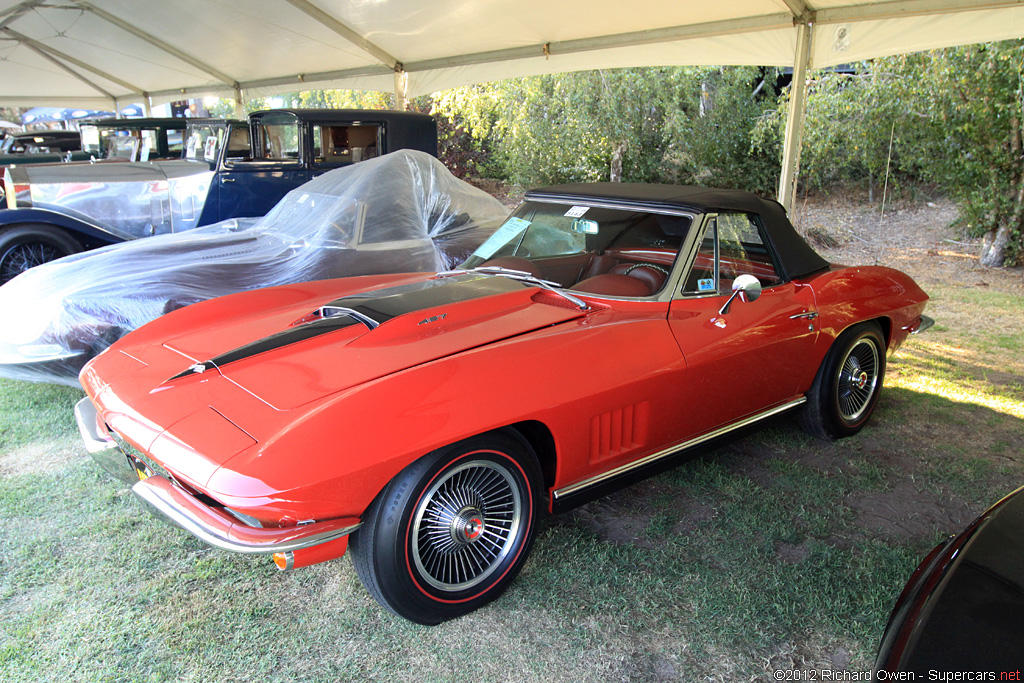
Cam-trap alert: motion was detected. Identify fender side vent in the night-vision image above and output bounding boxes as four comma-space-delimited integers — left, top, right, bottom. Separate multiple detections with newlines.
590, 402, 649, 464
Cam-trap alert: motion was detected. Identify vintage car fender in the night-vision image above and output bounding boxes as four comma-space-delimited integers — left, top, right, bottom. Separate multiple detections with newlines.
799, 265, 929, 360
0, 206, 131, 246
4, 160, 215, 240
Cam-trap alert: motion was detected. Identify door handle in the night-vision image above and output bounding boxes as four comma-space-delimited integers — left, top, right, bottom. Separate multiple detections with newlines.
222, 177, 236, 183
789, 311, 819, 320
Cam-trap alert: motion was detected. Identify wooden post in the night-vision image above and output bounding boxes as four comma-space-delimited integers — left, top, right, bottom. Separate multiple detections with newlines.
778, 22, 812, 213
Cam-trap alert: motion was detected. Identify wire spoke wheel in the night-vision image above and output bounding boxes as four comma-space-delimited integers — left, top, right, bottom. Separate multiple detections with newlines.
411, 459, 522, 592
1, 241, 62, 283
799, 321, 886, 440
835, 337, 880, 423
351, 433, 541, 624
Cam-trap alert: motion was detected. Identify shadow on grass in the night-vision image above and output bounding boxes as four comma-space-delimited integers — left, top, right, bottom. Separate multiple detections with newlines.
0, 377, 1021, 681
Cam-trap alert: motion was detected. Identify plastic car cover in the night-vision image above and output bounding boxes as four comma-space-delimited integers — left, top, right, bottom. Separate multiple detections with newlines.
0, 150, 508, 386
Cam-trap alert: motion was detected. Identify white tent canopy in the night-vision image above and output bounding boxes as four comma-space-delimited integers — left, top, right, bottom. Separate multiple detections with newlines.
1, 0, 1022, 206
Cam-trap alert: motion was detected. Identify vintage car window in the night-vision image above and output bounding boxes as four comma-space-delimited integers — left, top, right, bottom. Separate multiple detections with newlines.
684, 213, 781, 293
167, 129, 184, 155
682, 218, 719, 294
254, 114, 301, 161
185, 124, 226, 162
223, 124, 251, 160
718, 213, 781, 286
80, 125, 101, 155
313, 124, 381, 166
106, 135, 139, 160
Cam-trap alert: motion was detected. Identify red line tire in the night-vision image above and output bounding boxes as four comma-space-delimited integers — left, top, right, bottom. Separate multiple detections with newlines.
799, 321, 887, 440
350, 430, 542, 624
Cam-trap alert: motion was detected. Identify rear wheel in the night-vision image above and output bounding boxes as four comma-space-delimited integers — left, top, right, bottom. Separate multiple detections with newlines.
799, 321, 887, 440
0, 225, 82, 284
351, 431, 542, 624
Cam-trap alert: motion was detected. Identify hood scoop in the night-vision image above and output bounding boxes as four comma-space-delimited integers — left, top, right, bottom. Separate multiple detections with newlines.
167, 274, 525, 382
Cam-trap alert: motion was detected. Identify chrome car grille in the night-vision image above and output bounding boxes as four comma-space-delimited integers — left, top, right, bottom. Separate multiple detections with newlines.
109, 429, 174, 482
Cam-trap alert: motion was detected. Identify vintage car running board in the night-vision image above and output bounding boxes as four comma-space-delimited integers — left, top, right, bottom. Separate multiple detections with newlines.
550, 397, 807, 513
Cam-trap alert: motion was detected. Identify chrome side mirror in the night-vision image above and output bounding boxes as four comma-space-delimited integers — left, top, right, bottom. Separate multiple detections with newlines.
718, 274, 762, 315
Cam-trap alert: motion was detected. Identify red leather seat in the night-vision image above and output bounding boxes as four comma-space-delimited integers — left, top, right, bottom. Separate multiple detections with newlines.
608, 263, 668, 293
569, 262, 669, 297
569, 273, 652, 297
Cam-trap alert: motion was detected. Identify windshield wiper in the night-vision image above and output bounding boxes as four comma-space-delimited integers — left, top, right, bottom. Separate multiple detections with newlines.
436, 267, 590, 311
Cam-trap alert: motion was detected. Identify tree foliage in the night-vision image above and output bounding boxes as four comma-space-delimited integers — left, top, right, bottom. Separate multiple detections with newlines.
432, 67, 781, 193
210, 50, 1024, 266
778, 42, 1024, 265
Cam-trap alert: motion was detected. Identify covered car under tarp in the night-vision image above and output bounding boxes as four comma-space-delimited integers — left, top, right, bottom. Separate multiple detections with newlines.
0, 150, 508, 386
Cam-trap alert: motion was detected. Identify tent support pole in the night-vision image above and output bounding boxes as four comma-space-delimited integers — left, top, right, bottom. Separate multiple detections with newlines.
778, 21, 812, 214
394, 69, 409, 111
143, 97, 151, 117
234, 87, 246, 119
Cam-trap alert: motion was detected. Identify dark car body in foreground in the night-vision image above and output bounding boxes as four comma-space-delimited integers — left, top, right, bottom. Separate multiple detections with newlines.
77, 183, 932, 624
876, 485, 1024, 674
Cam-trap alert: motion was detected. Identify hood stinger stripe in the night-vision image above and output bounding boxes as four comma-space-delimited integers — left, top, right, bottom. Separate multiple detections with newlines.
166, 274, 527, 382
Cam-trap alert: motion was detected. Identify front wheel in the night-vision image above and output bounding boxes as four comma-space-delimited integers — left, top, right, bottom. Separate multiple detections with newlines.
350, 431, 542, 624
0, 225, 82, 284
799, 321, 887, 440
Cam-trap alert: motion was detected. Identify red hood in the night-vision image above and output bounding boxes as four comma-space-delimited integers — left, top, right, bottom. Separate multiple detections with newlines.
161, 274, 586, 410
83, 273, 587, 485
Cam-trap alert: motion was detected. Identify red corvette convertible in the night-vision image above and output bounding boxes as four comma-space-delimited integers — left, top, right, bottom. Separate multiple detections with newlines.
76, 184, 932, 624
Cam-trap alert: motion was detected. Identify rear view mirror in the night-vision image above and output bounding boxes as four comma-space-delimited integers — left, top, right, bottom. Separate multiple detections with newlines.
572, 218, 598, 235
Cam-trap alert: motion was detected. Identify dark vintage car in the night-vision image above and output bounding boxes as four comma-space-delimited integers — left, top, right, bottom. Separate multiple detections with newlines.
0, 109, 437, 283
76, 182, 933, 624
0, 150, 506, 385
0, 119, 192, 169
78, 117, 191, 162
0, 129, 81, 155
875, 485, 1024, 674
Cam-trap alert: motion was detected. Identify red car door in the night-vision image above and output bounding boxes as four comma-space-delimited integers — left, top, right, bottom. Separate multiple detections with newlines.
668, 212, 819, 437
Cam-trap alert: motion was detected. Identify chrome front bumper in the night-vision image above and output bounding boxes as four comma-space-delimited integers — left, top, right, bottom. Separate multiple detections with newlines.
74, 397, 360, 554
907, 314, 935, 335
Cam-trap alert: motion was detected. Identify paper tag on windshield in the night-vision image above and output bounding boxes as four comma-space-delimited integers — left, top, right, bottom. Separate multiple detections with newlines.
203, 135, 218, 161
473, 217, 530, 261
564, 206, 589, 218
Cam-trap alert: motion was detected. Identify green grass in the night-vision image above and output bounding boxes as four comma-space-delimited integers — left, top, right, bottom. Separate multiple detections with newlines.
1, 279, 1022, 681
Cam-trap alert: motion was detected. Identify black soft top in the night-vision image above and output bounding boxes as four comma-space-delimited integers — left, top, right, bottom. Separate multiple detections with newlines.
526, 183, 830, 281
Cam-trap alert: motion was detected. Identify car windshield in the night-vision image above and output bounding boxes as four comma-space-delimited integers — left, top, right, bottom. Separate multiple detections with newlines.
460, 200, 693, 295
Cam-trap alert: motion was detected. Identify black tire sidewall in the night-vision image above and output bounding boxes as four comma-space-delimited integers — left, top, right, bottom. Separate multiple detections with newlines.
823, 322, 887, 437
0, 225, 82, 283
355, 431, 541, 624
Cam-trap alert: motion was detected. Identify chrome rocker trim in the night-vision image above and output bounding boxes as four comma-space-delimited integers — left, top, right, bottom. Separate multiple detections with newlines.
131, 475, 361, 555
552, 397, 807, 501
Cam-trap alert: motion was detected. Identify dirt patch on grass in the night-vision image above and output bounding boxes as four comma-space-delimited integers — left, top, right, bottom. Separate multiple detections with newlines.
845, 480, 975, 543
792, 196, 1024, 293
0, 438, 80, 477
